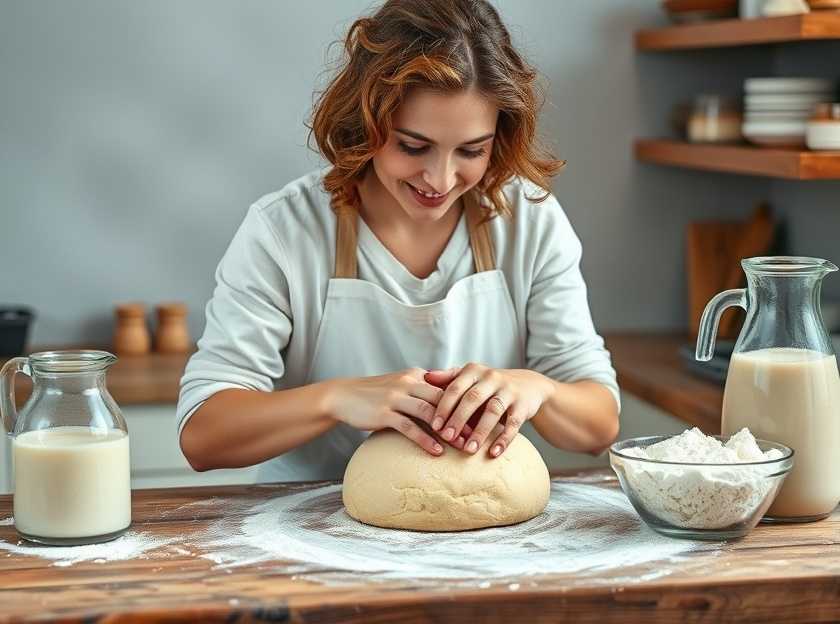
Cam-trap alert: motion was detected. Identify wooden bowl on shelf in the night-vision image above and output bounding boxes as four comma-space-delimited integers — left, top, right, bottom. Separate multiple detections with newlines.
662, 0, 738, 21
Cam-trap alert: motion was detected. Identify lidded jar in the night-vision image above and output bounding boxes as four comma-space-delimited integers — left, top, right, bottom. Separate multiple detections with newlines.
687, 94, 742, 144
0, 350, 131, 544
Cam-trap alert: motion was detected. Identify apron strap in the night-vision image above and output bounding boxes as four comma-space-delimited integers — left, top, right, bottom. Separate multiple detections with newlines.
334, 189, 496, 279
334, 208, 359, 279
463, 190, 496, 274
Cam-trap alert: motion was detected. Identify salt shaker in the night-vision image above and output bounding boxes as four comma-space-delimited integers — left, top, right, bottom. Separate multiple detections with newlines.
154, 302, 190, 353
113, 303, 151, 356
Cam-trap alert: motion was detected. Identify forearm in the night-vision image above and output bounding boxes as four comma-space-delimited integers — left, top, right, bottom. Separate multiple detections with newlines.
529, 378, 619, 455
180, 382, 338, 471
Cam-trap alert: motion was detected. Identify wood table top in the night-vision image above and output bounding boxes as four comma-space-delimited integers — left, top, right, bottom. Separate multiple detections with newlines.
1, 469, 839, 623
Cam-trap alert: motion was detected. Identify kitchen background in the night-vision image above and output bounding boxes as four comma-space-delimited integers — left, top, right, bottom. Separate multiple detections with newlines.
1, 0, 839, 489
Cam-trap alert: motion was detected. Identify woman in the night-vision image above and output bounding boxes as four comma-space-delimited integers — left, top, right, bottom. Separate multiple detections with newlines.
177, 0, 619, 482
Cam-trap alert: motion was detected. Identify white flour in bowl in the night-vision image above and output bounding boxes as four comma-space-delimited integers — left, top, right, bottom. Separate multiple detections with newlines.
616, 428, 784, 530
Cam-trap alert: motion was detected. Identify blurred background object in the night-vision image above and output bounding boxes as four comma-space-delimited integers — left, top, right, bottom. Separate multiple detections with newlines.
686, 94, 743, 144
0, 307, 34, 357
113, 303, 151, 356
154, 303, 190, 353
663, 0, 739, 22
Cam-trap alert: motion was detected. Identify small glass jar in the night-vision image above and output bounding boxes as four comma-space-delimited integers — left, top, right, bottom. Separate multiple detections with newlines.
687, 95, 743, 144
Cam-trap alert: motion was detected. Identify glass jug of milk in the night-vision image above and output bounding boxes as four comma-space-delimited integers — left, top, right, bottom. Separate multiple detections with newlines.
696, 256, 840, 522
0, 350, 131, 544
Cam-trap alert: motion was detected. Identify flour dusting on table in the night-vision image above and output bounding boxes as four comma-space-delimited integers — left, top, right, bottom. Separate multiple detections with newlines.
0, 530, 176, 567
193, 480, 710, 584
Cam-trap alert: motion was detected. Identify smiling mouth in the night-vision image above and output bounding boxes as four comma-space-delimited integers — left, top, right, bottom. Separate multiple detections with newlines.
405, 181, 448, 199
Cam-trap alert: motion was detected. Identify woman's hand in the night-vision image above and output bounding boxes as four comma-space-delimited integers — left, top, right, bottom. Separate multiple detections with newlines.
425, 363, 555, 458
326, 368, 474, 456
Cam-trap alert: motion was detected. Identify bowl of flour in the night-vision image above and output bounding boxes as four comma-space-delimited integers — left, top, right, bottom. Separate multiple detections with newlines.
609, 428, 793, 540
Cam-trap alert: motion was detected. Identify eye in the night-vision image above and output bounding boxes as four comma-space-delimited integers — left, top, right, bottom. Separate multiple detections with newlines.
458, 148, 487, 159
398, 142, 429, 156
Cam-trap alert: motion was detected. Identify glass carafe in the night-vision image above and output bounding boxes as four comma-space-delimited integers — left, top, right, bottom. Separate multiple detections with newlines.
0, 350, 131, 544
696, 256, 840, 522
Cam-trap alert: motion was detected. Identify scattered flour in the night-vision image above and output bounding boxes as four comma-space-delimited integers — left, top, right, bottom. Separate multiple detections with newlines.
0, 529, 176, 567
192, 480, 709, 585
614, 428, 786, 530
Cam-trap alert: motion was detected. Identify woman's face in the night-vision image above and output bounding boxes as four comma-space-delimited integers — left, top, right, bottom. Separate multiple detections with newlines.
370, 88, 498, 223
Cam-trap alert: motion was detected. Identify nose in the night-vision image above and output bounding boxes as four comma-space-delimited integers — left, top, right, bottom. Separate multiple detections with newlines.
422, 155, 457, 194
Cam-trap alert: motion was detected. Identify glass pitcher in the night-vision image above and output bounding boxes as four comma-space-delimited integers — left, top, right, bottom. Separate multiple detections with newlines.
0, 350, 131, 545
696, 256, 840, 522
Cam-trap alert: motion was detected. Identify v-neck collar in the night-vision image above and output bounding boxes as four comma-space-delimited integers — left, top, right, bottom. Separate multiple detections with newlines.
356, 210, 470, 292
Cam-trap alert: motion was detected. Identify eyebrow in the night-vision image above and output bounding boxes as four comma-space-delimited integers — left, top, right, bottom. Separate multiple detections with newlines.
395, 128, 495, 145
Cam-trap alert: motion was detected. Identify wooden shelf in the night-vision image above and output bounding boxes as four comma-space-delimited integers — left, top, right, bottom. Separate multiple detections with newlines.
604, 331, 722, 433
637, 13, 840, 50
635, 139, 840, 179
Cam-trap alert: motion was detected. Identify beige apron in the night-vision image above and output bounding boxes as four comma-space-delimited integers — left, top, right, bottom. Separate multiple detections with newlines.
258, 192, 524, 482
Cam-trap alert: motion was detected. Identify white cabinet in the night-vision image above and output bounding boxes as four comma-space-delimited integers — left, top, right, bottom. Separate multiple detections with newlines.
122, 404, 258, 489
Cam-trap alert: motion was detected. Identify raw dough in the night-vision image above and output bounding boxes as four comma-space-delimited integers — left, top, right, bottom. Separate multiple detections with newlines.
342, 429, 550, 531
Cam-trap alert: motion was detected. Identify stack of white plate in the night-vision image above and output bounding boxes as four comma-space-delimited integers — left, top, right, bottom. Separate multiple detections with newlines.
742, 78, 835, 148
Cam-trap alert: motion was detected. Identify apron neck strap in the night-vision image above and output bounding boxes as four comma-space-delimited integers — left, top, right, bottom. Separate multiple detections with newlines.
334, 190, 496, 279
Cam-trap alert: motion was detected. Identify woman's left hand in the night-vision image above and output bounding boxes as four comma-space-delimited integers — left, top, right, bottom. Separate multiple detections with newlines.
424, 363, 554, 458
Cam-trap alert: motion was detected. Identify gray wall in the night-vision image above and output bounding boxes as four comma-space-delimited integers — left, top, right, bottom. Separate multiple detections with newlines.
1, 1, 787, 346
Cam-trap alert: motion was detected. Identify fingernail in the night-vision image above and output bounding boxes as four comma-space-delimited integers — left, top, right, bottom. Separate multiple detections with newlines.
434, 443, 443, 454
432, 417, 443, 431
466, 440, 478, 453
443, 427, 455, 441
491, 444, 502, 456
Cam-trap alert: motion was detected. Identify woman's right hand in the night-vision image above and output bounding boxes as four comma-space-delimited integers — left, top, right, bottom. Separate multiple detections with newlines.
326, 368, 471, 456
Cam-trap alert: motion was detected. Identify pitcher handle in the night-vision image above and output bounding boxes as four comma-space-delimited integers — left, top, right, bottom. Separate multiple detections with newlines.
0, 357, 29, 435
696, 289, 747, 362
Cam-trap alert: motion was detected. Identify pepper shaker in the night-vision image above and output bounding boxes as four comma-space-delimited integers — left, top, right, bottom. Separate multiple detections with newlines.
113, 303, 151, 355
154, 302, 190, 353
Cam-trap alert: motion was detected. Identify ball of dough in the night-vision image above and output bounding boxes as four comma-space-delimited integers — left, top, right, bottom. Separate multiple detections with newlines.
342, 429, 550, 531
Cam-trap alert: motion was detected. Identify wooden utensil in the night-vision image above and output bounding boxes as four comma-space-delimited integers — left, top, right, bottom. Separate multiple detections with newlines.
687, 221, 745, 340
718, 203, 776, 338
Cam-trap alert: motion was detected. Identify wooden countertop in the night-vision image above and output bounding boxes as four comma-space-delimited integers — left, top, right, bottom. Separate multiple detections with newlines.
1, 470, 839, 623
5, 334, 724, 429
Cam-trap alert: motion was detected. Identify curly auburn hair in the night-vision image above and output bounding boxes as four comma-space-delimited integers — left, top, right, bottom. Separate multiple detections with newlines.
309, 0, 564, 220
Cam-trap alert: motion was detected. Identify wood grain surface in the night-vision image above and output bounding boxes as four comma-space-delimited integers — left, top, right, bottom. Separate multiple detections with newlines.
636, 13, 840, 50
635, 140, 840, 180
1, 470, 839, 623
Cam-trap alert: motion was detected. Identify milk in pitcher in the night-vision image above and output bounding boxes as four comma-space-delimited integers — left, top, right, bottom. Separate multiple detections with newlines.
723, 347, 840, 519
13, 426, 131, 542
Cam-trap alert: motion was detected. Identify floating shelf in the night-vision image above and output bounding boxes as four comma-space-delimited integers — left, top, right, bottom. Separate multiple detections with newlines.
636, 13, 840, 50
635, 139, 840, 179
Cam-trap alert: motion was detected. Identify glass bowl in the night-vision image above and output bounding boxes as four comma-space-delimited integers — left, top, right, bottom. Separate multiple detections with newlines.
609, 435, 794, 541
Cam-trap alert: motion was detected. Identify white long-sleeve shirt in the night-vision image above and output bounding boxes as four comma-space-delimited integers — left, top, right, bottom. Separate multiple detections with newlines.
177, 170, 619, 441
